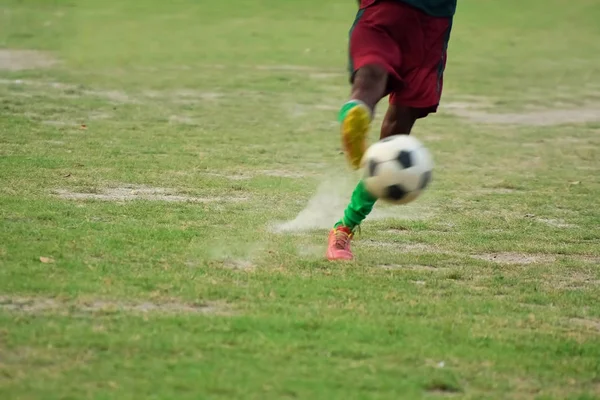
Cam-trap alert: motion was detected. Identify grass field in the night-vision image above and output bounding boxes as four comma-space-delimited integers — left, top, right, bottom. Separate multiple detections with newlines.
1, 0, 600, 398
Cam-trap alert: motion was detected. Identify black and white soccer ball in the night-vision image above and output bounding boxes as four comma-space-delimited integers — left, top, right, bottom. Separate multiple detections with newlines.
361, 135, 433, 205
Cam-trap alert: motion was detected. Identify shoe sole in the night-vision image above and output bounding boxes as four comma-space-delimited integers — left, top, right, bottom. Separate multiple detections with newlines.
326, 252, 353, 261
341, 105, 370, 170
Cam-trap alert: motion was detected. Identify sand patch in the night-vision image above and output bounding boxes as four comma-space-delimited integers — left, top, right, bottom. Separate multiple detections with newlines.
54, 186, 247, 203
472, 252, 556, 265
0, 49, 57, 71
0, 296, 226, 315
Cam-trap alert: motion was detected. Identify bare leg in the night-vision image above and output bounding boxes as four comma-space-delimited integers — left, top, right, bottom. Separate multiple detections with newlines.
380, 103, 421, 138
350, 64, 388, 111
338, 64, 389, 169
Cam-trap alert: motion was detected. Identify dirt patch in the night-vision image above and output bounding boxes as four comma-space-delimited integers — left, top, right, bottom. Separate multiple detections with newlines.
222, 259, 254, 270
570, 318, 600, 331
170, 89, 222, 100
0, 296, 226, 315
379, 264, 443, 271
82, 89, 133, 104
549, 271, 600, 290
0, 78, 135, 104
259, 169, 307, 178
54, 186, 247, 203
472, 253, 556, 265
309, 72, 344, 79
576, 255, 600, 264
0, 49, 57, 71
42, 120, 82, 127
144, 89, 222, 103
203, 169, 307, 180
0, 78, 69, 89
202, 172, 251, 181
536, 218, 574, 228
385, 228, 411, 235
379, 264, 404, 270
448, 103, 600, 126
313, 104, 339, 111
287, 103, 341, 117
425, 381, 461, 396
42, 112, 112, 128
363, 241, 437, 252
296, 244, 324, 258
255, 64, 332, 72
475, 188, 517, 194
168, 115, 197, 125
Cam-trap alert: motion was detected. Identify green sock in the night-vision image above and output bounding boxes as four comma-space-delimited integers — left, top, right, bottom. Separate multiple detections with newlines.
338, 99, 366, 122
334, 180, 377, 230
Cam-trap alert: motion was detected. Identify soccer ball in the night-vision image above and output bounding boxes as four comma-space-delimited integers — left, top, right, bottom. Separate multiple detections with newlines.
360, 135, 433, 204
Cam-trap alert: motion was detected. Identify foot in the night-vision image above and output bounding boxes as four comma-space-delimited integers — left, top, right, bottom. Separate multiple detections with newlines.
326, 226, 354, 261
340, 101, 371, 169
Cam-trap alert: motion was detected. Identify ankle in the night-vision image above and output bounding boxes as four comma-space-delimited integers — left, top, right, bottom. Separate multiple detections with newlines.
338, 100, 372, 122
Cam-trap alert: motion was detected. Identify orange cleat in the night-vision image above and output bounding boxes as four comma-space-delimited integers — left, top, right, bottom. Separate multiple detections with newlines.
326, 226, 354, 261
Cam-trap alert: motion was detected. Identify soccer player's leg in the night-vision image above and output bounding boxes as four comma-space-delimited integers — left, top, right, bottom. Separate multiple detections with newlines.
328, 12, 401, 261
328, 2, 451, 261
339, 65, 387, 170
339, 7, 401, 170
380, 103, 421, 138
326, 104, 424, 261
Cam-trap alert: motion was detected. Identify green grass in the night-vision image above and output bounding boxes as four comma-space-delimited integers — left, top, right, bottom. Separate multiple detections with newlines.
1, 0, 600, 398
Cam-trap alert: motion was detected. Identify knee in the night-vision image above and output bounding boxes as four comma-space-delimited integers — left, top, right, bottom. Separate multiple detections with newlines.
353, 64, 387, 88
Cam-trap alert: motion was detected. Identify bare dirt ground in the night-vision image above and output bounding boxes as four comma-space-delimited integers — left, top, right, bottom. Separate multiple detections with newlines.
0, 49, 57, 71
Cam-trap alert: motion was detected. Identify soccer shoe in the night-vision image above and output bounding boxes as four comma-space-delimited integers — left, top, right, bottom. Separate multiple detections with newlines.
340, 102, 371, 170
326, 226, 354, 261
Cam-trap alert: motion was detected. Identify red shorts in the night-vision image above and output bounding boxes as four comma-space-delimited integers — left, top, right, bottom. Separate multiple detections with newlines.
349, 0, 452, 116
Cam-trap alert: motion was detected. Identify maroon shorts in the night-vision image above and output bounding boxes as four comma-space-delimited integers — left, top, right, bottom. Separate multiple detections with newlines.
349, 0, 452, 116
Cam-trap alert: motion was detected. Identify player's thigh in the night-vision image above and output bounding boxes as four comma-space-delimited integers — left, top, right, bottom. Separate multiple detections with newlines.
348, 7, 402, 90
